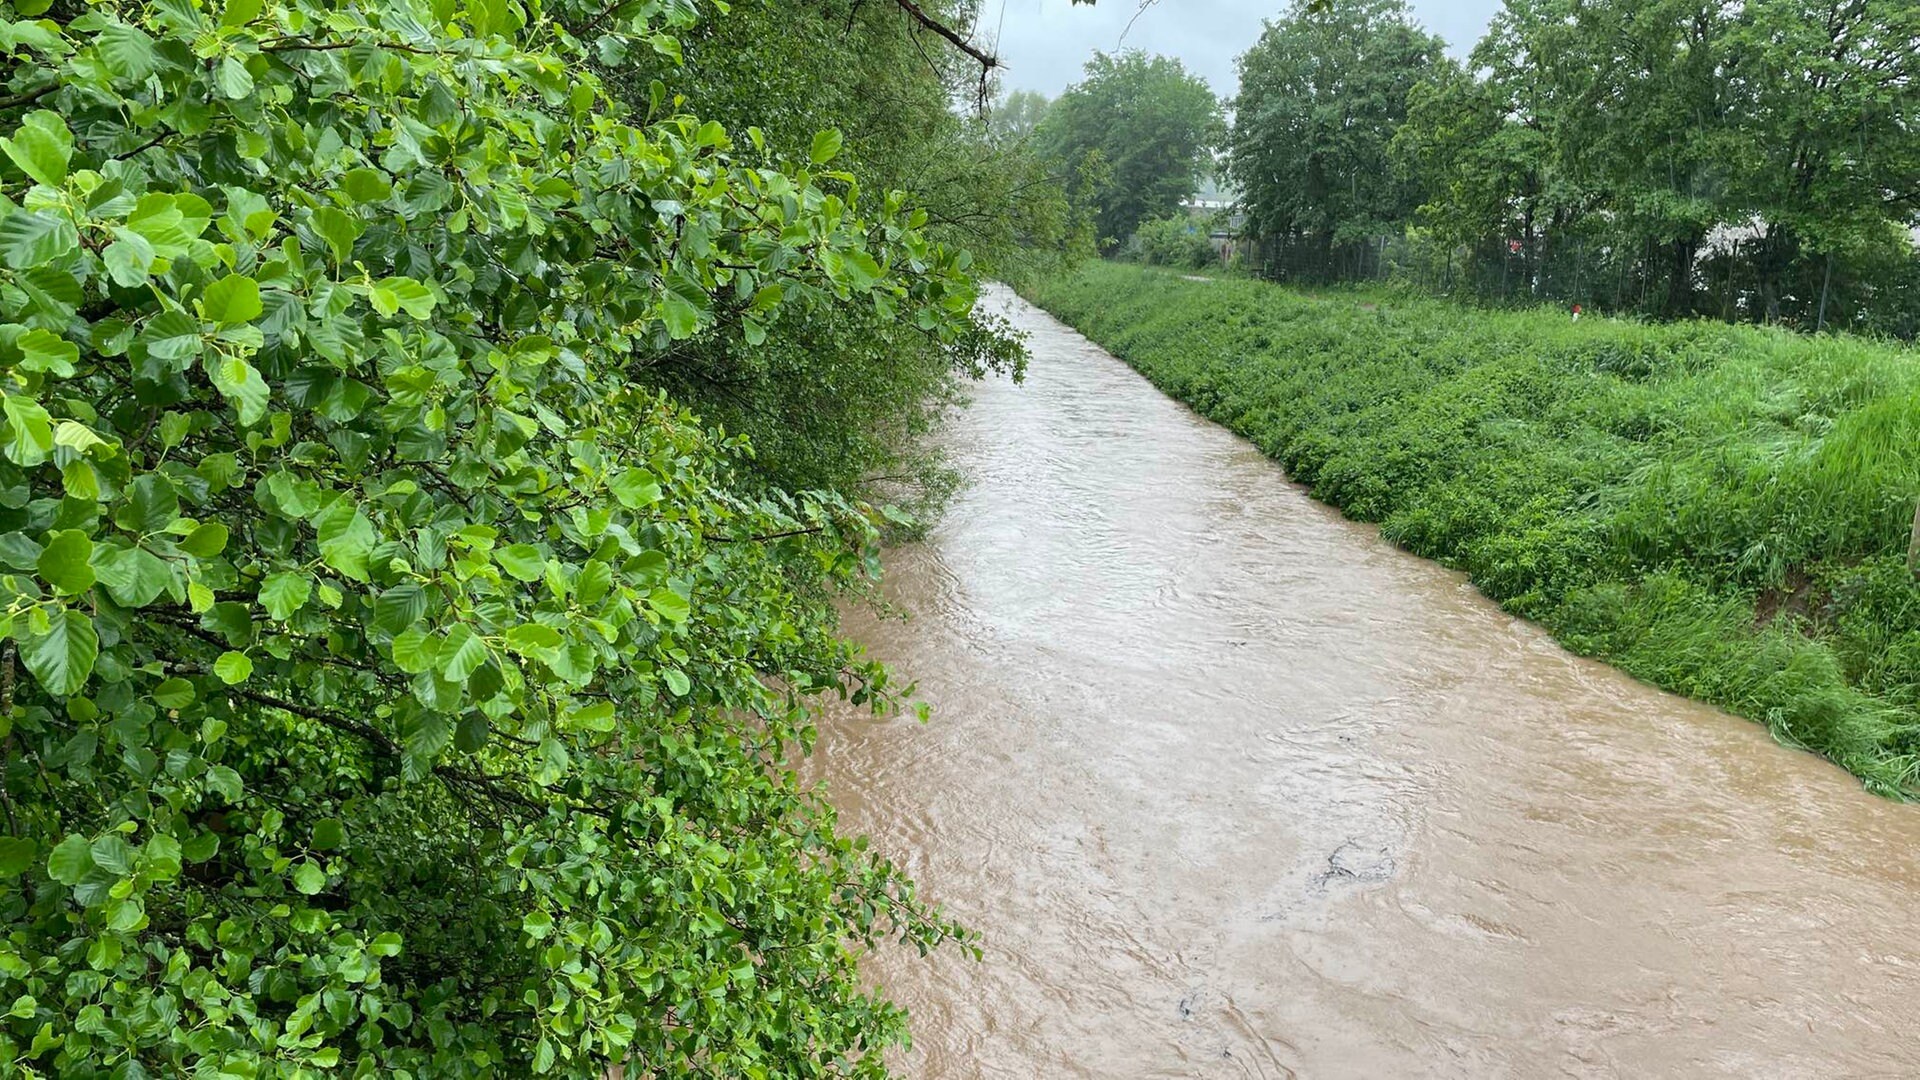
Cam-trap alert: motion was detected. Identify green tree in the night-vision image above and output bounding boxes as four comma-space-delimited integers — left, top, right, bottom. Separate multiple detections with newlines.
1229, 0, 1446, 280
0, 0, 980, 1074
612, 0, 1074, 506
1724, 0, 1920, 324
1393, 0, 1918, 325
1395, 0, 1601, 298
991, 89, 1052, 140
1039, 49, 1222, 249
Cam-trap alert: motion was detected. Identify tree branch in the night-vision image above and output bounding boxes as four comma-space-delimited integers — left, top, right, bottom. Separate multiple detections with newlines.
889, 0, 998, 72
0, 83, 56, 111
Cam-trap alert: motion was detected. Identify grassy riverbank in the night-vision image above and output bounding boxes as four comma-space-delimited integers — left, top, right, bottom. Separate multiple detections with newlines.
1022, 262, 1920, 795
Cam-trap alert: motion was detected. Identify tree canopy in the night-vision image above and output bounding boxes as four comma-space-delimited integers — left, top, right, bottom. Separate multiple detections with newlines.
1229, 0, 1445, 279
1038, 49, 1223, 250
612, 0, 1079, 507
0, 0, 994, 1074
1231, 0, 1920, 330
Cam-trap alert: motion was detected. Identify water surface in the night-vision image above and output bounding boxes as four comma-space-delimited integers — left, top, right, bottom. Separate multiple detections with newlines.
817, 287, 1920, 1078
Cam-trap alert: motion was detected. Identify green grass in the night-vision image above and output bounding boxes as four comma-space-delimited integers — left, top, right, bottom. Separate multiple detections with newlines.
1023, 262, 1920, 795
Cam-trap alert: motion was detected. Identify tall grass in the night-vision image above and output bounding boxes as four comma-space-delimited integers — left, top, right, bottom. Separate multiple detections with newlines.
1024, 263, 1920, 795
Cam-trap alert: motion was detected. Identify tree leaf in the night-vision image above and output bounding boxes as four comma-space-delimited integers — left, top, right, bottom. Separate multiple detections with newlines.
0, 209, 78, 269
90, 835, 135, 876
216, 56, 254, 100
646, 586, 690, 623
659, 291, 699, 339
292, 861, 326, 895
310, 206, 363, 264
103, 234, 156, 287
342, 167, 392, 204
200, 275, 262, 326
0, 110, 73, 189
152, 677, 195, 709
440, 625, 489, 683
258, 571, 311, 620
390, 626, 438, 673
116, 474, 180, 534
47, 835, 91, 885
402, 710, 455, 763
179, 522, 230, 557
662, 667, 690, 696
17, 328, 77, 376
374, 276, 436, 319
311, 819, 346, 850
2, 394, 52, 466
0, 837, 37, 880
97, 22, 158, 80
36, 529, 94, 595
91, 544, 171, 608
313, 499, 375, 581
140, 310, 204, 362
809, 128, 844, 164
610, 469, 661, 509
212, 651, 252, 685
496, 543, 546, 582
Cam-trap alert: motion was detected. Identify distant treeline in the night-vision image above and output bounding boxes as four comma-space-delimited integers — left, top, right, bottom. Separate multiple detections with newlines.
1230, 0, 1920, 334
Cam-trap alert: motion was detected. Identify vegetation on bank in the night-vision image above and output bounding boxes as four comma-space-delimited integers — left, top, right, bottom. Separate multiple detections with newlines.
1025, 262, 1920, 794
0, 0, 1052, 1074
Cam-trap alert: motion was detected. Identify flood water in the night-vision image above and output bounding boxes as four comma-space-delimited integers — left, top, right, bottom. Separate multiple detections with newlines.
815, 287, 1920, 1078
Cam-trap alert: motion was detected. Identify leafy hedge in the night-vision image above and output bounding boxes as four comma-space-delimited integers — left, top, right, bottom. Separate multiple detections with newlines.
1026, 262, 1920, 794
0, 0, 980, 1075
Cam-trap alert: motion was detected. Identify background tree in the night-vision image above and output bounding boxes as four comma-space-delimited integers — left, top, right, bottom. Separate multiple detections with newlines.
991, 89, 1053, 140
1385, 0, 1918, 327
1038, 50, 1223, 250
1723, 0, 1920, 326
1229, 0, 1446, 280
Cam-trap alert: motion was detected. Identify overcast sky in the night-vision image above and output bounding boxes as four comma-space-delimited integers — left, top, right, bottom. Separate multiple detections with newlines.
986, 0, 1502, 100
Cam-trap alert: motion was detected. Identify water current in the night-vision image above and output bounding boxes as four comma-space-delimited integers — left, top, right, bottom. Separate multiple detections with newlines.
816, 287, 1920, 1078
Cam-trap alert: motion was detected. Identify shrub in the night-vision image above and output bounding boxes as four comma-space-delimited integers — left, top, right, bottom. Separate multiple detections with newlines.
1132, 214, 1218, 270
0, 0, 977, 1074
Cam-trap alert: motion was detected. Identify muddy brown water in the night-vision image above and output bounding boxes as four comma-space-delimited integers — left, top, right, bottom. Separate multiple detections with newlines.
814, 287, 1920, 1078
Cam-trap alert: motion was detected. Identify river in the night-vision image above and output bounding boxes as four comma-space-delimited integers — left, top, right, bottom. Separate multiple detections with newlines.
815, 286, 1920, 1078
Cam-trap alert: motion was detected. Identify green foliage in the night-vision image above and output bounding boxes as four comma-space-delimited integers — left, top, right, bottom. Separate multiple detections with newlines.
0, 0, 981, 1074
1028, 262, 1920, 794
989, 90, 1052, 141
1375, 0, 1920, 325
1038, 49, 1223, 250
1132, 215, 1218, 270
1228, 0, 1445, 278
606, 0, 1070, 507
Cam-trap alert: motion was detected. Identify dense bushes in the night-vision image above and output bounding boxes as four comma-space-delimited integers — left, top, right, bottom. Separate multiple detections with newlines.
1027, 262, 1920, 793
622, 0, 1066, 508
1132, 215, 1218, 270
0, 0, 979, 1074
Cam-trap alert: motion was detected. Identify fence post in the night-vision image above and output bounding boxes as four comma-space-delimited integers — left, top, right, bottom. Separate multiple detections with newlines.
1909, 498, 1920, 580
1816, 252, 1834, 332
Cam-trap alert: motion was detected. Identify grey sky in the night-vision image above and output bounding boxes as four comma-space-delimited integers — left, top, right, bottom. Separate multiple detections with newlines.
987, 0, 1502, 100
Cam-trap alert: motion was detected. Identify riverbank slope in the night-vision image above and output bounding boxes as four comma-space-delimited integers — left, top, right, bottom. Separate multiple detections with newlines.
1022, 262, 1920, 793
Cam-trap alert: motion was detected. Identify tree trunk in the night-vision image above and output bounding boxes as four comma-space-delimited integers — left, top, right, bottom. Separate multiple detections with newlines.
1667, 237, 1695, 317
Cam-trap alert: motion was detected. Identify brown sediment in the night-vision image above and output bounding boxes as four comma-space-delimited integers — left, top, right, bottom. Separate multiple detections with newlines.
814, 286, 1920, 1079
